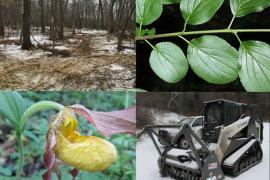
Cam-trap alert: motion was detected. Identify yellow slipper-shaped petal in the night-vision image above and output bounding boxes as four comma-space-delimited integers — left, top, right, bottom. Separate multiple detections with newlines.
54, 109, 117, 172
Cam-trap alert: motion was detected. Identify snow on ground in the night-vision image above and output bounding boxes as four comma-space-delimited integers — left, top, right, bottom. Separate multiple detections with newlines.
0, 29, 134, 61
137, 123, 270, 180
0, 44, 52, 60
31, 34, 52, 46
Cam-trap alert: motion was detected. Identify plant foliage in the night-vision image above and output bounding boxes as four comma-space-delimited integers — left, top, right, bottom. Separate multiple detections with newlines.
136, 0, 270, 92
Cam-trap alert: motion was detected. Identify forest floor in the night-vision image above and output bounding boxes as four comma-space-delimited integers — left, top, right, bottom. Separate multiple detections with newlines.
0, 29, 135, 90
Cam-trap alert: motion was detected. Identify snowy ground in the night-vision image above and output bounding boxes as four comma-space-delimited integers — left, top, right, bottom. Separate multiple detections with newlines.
0, 29, 135, 89
0, 30, 134, 61
137, 118, 269, 180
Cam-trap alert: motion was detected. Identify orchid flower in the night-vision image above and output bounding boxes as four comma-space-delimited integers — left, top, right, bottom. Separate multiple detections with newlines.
0, 92, 136, 180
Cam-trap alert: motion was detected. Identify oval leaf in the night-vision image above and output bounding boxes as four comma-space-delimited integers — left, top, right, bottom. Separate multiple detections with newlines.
230, 0, 270, 17
136, 0, 163, 25
149, 42, 189, 83
187, 35, 238, 84
180, 0, 224, 25
238, 41, 270, 91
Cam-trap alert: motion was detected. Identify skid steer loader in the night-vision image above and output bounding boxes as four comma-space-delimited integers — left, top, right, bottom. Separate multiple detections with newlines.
137, 99, 263, 180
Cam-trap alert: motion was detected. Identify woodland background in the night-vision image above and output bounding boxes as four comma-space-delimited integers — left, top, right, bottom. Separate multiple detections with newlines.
137, 92, 270, 128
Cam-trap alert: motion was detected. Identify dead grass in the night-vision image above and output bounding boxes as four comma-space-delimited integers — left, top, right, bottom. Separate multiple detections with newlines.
0, 32, 135, 90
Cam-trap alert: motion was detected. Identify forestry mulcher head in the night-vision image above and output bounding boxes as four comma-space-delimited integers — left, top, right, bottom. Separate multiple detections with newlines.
137, 99, 263, 180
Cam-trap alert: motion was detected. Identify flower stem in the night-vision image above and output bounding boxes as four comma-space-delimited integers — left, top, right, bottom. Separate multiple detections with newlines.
16, 133, 24, 180
136, 28, 270, 40
19, 101, 64, 132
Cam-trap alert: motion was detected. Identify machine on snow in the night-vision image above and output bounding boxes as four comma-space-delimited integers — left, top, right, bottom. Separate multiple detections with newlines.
137, 99, 264, 180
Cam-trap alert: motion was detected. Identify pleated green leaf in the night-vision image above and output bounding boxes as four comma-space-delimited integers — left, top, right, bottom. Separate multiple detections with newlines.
180, 0, 224, 25
0, 91, 26, 128
230, 0, 270, 17
150, 42, 189, 83
187, 35, 239, 84
238, 41, 270, 91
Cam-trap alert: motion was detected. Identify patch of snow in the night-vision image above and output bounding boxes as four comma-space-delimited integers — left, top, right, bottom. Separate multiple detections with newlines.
55, 45, 69, 50
4, 35, 20, 41
110, 64, 125, 71
68, 39, 78, 43
137, 123, 269, 180
0, 44, 52, 60
122, 48, 135, 55
80, 28, 107, 35
31, 34, 52, 46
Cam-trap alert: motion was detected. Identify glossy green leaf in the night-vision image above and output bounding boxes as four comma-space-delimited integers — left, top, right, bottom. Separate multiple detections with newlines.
187, 35, 238, 84
238, 41, 270, 91
149, 42, 189, 83
230, 0, 270, 17
180, 0, 224, 25
163, 0, 181, 4
136, 0, 163, 25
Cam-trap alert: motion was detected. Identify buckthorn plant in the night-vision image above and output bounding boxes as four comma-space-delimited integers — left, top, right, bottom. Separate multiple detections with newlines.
136, 0, 270, 91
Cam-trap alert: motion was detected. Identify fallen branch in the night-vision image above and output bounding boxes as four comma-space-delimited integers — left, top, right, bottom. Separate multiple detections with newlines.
31, 33, 70, 57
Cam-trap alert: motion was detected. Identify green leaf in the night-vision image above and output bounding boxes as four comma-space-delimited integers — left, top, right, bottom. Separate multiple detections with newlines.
230, 0, 270, 17
136, 27, 156, 36
163, 0, 181, 4
238, 41, 270, 91
149, 42, 189, 83
136, 0, 163, 25
0, 92, 26, 129
180, 0, 224, 25
187, 35, 238, 84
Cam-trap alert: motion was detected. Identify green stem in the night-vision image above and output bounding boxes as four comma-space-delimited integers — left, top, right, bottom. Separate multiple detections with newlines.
136, 28, 270, 40
125, 91, 129, 109
19, 101, 64, 132
16, 133, 24, 180
182, 21, 187, 32
144, 39, 156, 50
178, 36, 193, 46
233, 32, 244, 47
227, 15, 236, 29
13, 101, 65, 179
138, 20, 143, 37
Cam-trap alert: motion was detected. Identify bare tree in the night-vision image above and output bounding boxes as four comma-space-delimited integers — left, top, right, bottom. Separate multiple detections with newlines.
58, 0, 64, 39
22, 0, 32, 50
0, 1, 4, 37
39, 0, 45, 33
108, 0, 116, 34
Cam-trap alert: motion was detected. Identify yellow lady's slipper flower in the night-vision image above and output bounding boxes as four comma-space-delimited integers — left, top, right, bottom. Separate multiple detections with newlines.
51, 109, 117, 172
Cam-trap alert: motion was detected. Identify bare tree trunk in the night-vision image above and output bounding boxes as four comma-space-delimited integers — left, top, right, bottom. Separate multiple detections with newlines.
40, 0, 45, 33
22, 0, 32, 50
50, 0, 56, 53
72, 0, 76, 35
59, 0, 64, 39
98, 0, 104, 29
117, 0, 135, 51
0, 1, 4, 37
109, 0, 116, 34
